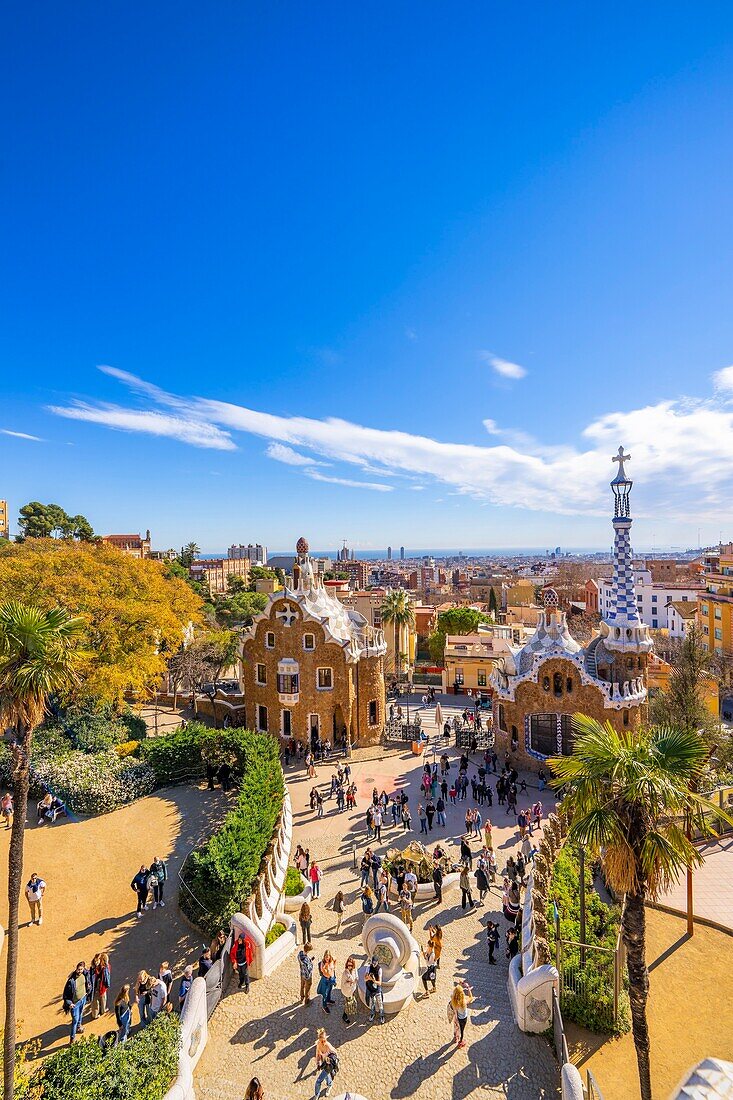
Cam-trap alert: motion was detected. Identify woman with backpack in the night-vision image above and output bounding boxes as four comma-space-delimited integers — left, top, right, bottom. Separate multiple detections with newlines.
340, 955, 358, 1025
314, 1028, 339, 1098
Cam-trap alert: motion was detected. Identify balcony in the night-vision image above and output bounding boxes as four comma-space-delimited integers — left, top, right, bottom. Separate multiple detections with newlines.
277, 660, 299, 706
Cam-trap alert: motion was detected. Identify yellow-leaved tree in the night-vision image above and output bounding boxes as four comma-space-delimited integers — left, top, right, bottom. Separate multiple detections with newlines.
0, 540, 204, 704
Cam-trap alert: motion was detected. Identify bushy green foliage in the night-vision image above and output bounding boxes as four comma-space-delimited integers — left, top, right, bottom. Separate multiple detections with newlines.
284, 867, 305, 896
180, 730, 284, 935
33, 751, 155, 814
32, 1012, 181, 1100
139, 722, 211, 782
265, 921, 286, 946
546, 843, 630, 1035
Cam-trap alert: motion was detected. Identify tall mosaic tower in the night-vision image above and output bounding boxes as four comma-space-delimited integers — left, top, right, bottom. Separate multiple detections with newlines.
600, 446, 652, 656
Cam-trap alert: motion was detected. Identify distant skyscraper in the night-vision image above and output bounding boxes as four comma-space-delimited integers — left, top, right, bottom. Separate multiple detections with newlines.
228, 543, 267, 565
387, 545, 392, 560
400, 546, 405, 560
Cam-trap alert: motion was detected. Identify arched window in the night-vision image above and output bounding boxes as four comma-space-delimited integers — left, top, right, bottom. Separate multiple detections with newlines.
528, 714, 557, 757
542, 676, 550, 692
566, 677, 573, 693
553, 672, 563, 696
622, 709, 629, 727
511, 724, 518, 746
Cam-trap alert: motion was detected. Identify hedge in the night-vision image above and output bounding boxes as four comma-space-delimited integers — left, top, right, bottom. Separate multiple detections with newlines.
284, 867, 305, 896
546, 843, 630, 1035
138, 722, 211, 782
180, 729, 284, 936
31, 1012, 181, 1100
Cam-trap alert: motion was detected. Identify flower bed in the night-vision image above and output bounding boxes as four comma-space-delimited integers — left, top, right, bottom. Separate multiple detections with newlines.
284, 867, 305, 896
34, 1011, 180, 1100
265, 921, 286, 946
33, 751, 156, 815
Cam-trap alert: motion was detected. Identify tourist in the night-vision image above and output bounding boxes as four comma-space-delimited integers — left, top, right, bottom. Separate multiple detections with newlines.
436, 795, 446, 827
426, 799, 436, 831
399, 886, 414, 931
114, 984, 132, 1043
316, 791, 324, 818
360, 850, 372, 888
371, 850, 383, 890
373, 804, 383, 841
230, 929, 254, 992
364, 955, 385, 1023
361, 885, 375, 922
130, 864, 151, 918
418, 801, 428, 835
483, 819, 493, 850
537, 768, 546, 791
366, 804, 375, 837
210, 930, 227, 962
482, 921, 498, 965
1, 791, 12, 829
449, 980, 474, 1048
148, 972, 168, 1019
333, 890, 345, 933
517, 808, 528, 839
401, 803, 411, 830
428, 923, 443, 969
159, 960, 174, 1004
299, 901, 313, 945
24, 872, 46, 926
90, 952, 111, 1018
314, 1028, 339, 1098
475, 858, 489, 904
460, 836, 472, 869
448, 781, 457, 805
198, 948, 213, 978
135, 969, 151, 1025
507, 785, 517, 815
309, 858, 323, 900
502, 880, 521, 923
298, 942, 315, 1004
532, 799, 543, 832
506, 926, 519, 959
390, 796, 399, 827
375, 874, 389, 914
37, 791, 65, 824
149, 855, 167, 908
459, 864, 475, 911
432, 862, 443, 903
340, 955, 358, 1025
178, 965, 194, 1012
421, 943, 438, 995
62, 961, 92, 1043
244, 1078, 264, 1100
317, 950, 337, 1013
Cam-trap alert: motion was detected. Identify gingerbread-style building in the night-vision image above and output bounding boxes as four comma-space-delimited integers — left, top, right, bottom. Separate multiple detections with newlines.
240, 538, 387, 749
492, 448, 652, 770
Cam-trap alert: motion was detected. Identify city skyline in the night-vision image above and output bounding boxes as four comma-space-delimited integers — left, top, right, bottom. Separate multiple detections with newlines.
5, 5, 733, 549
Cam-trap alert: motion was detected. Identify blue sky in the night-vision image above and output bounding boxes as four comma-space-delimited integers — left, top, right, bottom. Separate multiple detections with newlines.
4, 3, 733, 553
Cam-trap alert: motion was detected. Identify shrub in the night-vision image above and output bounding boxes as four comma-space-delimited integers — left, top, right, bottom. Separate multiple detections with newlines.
180, 730, 284, 936
33, 752, 155, 815
33, 1011, 181, 1100
114, 740, 140, 759
121, 709, 148, 741
139, 721, 211, 783
265, 921, 286, 947
546, 843, 630, 1036
284, 867, 305, 896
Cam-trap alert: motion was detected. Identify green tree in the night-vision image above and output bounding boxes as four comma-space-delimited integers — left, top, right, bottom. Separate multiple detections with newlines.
380, 589, 415, 676
0, 601, 84, 1100
17, 502, 95, 542
179, 542, 200, 569
488, 587, 498, 616
428, 606, 490, 664
649, 626, 717, 738
550, 716, 730, 1100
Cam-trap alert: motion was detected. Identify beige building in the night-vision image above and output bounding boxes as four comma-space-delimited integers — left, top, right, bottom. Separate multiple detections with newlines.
240, 538, 387, 749
102, 531, 151, 558
337, 588, 418, 676
442, 628, 515, 695
0, 499, 8, 540
190, 556, 251, 595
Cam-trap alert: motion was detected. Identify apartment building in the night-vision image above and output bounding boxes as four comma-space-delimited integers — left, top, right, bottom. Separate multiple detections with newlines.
0, 499, 8, 540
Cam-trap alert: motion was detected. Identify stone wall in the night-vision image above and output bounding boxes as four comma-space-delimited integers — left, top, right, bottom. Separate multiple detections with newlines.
494, 656, 644, 772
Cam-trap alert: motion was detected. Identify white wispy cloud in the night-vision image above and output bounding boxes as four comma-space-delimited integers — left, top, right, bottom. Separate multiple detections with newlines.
479, 351, 527, 380
713, 364, 733, 392
266, 442, 328, 467
45, 365, 733, 519
0, 429, 43, 441
304, 470, 393, 492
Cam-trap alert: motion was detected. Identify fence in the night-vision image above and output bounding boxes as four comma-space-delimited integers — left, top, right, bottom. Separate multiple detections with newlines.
552, 989, 569, 1065
586, 1069, 605, 1100
555, 919, 624, 1032
454, 726, 494, 751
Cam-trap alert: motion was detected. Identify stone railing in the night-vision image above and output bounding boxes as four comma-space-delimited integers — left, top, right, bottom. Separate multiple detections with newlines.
507, 810, 566, 1033
241, 788, 294, 936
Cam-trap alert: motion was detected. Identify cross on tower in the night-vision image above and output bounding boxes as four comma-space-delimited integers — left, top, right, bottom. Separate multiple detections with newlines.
612, 446, 631, 479
277, 603, 297, 627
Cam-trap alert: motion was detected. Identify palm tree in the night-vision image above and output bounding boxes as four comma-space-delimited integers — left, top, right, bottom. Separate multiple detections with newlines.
179, 541, 201, 569
549, 716, 729, 1100
0, 602, 83, 1100
380, 589, 414, 678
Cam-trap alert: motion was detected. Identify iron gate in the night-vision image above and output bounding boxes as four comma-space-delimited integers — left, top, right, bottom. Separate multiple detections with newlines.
556, 933, 624, 1032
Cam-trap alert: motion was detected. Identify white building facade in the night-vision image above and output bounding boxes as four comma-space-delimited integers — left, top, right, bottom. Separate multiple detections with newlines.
598, 567, 701, 631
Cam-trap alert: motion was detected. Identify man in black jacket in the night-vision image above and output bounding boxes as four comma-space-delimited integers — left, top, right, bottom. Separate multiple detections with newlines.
432, 863, 443, 903
62, 961, 92, 1042
131, 864, 151, 917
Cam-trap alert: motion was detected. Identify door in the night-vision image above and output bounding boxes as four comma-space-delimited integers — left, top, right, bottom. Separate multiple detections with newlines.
282, 710, 292, 739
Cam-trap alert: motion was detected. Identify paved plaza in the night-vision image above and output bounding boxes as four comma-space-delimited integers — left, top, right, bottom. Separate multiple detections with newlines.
659, 836, 733, 931
195, 697, 559, 1100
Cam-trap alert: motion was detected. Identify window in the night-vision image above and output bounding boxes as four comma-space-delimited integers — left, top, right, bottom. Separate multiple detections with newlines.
303, 633, 315, 651
701, 604, 708, 615
566, 677, 573, 693
373, 610, 382, 627
257, 705, 268, 732
277, 670, 299, 694
560, 715, 575, 755
511, 724, 518, 745
715, 607, 722, 620
553, 672, 563, 696
528, 714, 557, 757
455, 668, 464, 685
651, 595, 657, 603
542, 676, 550, 692
623, 709, 629, 727
256, 663, 267, 685
317, 667, 333, 690
715, 628, 723, 641
703, 624, 709, 635
368, 700, 378, 726
265, 631, 275, 649
652, 619, 658, 628
498, 704, 507, 732
477, 669, 487, 687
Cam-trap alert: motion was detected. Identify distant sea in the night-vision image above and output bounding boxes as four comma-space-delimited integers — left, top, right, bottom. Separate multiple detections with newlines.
202, 546, 622, 560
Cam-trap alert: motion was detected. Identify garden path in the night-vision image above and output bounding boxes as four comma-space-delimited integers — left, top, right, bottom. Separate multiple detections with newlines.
196, 696, 559, 1100
0, 782, 228, 1055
